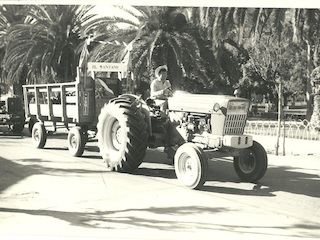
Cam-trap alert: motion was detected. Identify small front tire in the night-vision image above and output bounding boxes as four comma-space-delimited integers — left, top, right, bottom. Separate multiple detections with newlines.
174, 143, 208, 189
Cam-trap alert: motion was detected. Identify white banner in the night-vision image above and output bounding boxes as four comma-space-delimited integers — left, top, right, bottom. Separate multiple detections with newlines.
88, 62, 128, 72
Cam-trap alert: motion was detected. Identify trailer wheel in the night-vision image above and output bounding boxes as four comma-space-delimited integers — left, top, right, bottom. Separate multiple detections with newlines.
67, 127, 87, 157
233, 140, 268, 183
174, 143, 208, 189
32, 122, 47, 148
97, 96, 148, 172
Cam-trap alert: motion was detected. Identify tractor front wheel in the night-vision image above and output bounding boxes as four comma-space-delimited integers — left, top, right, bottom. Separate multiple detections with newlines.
174, 143, 208, 189
233, 140, 268, 183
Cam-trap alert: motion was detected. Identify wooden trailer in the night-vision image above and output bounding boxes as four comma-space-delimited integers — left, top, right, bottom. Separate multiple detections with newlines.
23, 61, 131, 156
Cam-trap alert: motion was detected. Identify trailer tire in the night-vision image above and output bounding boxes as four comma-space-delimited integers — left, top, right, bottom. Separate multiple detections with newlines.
32, 122, 47, 148
97, 96, 148, 172
233, 140, 268, 183
174, 143, 208, 189
67, 127, 86, 157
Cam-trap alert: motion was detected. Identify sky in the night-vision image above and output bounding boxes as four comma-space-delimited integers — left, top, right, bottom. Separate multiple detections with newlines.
88, 5, 140, 25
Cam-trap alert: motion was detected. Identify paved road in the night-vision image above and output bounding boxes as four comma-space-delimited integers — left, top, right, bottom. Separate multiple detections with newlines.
0, 131, 319, 240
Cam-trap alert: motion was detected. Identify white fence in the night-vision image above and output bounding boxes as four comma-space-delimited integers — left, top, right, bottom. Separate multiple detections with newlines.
244, 120, 320, 141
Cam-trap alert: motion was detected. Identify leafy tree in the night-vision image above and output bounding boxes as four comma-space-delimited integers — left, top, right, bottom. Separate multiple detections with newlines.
0, 5, 28, 47
0, 5, 29, 88
87, 6, 209, 93
188, 7, 250, 93
2, 5, 104, 85
290, 8, 320, 119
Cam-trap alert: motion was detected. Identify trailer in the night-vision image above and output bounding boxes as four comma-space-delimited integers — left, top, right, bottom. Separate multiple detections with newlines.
23, 57, 131, 156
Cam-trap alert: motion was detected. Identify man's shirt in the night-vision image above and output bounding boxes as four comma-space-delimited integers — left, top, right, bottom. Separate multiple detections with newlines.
150, 78, 171, 99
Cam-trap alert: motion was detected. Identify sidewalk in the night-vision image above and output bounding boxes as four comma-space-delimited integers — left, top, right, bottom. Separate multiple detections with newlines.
252, 135, 320, 156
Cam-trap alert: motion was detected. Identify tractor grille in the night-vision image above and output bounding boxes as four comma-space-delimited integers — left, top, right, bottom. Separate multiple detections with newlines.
223, 114, 247, 135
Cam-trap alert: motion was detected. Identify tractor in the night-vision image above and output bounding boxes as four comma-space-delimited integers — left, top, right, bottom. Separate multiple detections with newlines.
96, 92, 267, 189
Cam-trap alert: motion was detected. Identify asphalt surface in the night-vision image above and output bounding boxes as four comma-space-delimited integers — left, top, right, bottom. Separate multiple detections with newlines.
0, 129, 319, 240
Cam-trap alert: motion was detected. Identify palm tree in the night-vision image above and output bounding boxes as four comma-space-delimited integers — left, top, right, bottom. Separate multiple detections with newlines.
87, 6, 209, 92
0, 5, 29, 88
2, 5, 107, 85
0, 5, 29, 47
189, 7, 291, 95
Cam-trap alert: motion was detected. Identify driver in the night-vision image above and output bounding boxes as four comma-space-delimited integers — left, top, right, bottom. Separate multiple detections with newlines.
150, 65, 172, 112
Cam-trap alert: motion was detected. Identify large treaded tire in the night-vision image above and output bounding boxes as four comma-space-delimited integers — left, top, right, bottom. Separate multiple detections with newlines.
233, 140, 268, 183
97, 96, 148, 172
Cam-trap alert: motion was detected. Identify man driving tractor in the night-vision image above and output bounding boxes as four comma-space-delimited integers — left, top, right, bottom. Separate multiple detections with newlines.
150, 65, 173, 112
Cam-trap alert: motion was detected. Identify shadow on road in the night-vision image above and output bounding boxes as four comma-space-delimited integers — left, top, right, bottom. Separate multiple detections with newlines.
0, 205, 226, 230
0, 206, 319, 238
0, 157, 40, 193
0, 156, 108, 194
134, 167, 176, 179
1, 143, 319, 199
205, 159, 320, 198
142, 149, 320, 198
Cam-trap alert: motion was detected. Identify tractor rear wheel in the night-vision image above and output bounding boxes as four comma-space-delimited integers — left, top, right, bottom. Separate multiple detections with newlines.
32, 122, 47, 148
174, 143, 208, 189
233, 140, 268, 182
67, 126, 87, 157
97, 96, 148, 172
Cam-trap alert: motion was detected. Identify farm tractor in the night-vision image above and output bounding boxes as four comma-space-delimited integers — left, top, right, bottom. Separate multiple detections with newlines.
23, 46, 267, 189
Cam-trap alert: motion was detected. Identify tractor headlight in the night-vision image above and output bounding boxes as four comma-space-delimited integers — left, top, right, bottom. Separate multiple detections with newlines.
213, 103, 220, 112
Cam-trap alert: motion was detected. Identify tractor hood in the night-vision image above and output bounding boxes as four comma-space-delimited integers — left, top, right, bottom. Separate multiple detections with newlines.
168, 91, 250, 115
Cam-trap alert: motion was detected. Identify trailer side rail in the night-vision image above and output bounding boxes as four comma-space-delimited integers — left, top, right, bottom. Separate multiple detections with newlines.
23, 81, 80, 124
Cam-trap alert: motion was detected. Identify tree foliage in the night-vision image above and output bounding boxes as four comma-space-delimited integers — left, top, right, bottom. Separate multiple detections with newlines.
2, 5, 104, 84
86, 6, 209, 91
0, 4, 319, 116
